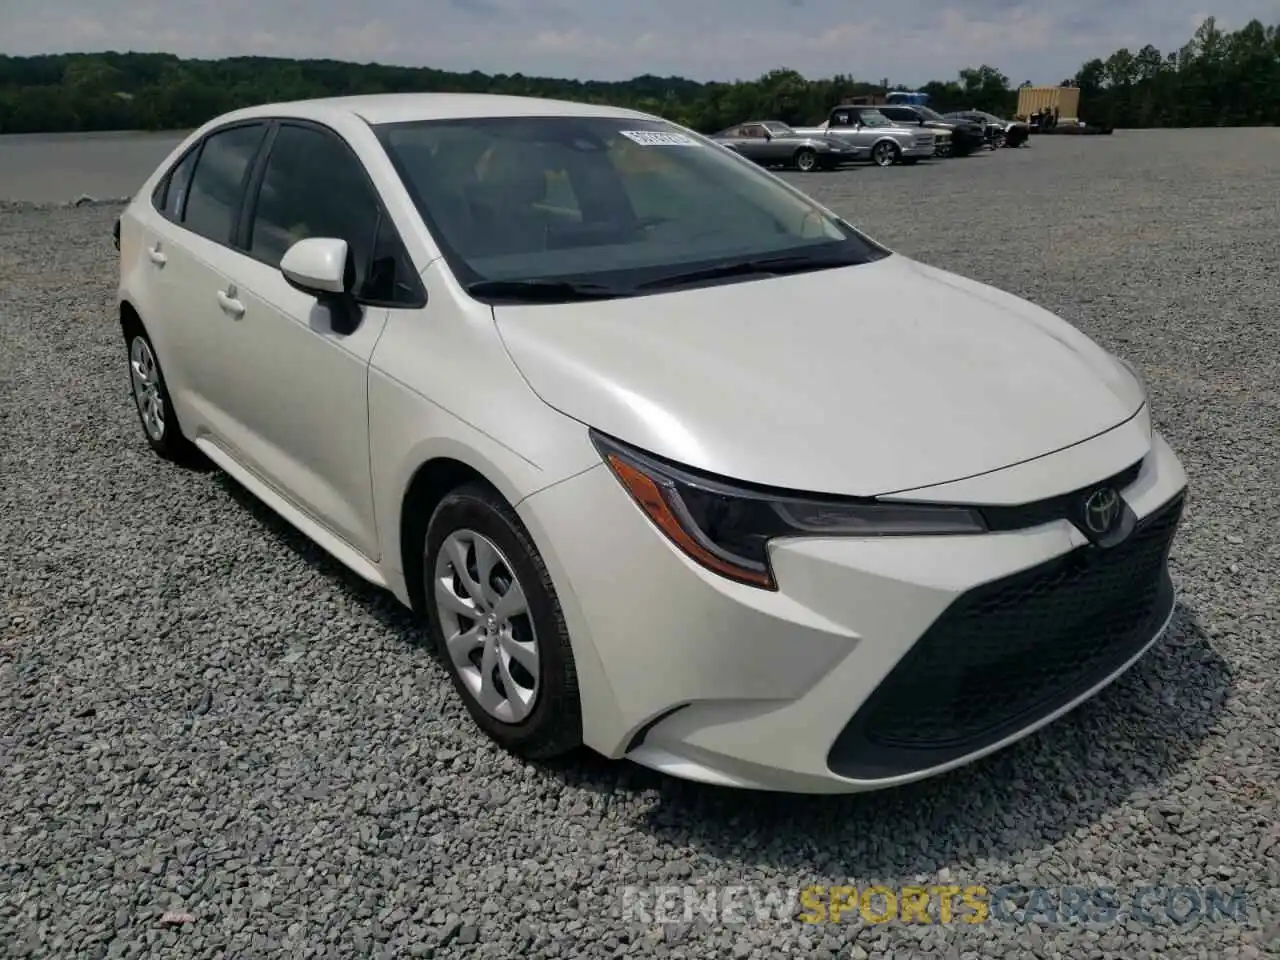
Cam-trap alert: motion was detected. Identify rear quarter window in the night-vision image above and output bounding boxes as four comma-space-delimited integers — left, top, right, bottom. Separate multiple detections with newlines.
151, 146, 200, 221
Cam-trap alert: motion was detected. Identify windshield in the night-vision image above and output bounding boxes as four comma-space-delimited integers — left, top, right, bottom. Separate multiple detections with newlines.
917, 107, 946, 122
375, 116, 888, 297
856, 110, 892, 127
764, 122, 795, 135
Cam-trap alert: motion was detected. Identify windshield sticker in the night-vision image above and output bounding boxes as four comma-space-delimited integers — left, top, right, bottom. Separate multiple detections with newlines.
619, 130, 699, 147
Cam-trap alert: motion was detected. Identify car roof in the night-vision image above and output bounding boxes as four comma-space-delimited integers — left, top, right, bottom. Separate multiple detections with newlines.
202, 92, 658, 127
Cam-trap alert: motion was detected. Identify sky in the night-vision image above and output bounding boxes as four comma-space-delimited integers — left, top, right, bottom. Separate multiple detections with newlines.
0, 1, 1274, 86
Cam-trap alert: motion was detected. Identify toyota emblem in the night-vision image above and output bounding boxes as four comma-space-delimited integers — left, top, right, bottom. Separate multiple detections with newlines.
1083, 488, 1121, 535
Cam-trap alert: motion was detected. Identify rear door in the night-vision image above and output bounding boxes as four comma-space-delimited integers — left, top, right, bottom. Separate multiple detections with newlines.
125, 141, 201, 384
150, 121, 271, 439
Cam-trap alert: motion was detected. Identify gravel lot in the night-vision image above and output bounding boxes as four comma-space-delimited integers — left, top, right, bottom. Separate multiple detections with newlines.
2, 129, 1278, 959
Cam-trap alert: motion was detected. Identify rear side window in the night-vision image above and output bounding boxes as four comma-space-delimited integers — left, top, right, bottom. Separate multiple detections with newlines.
183, 123, 268, 244
152, 147, 199, 221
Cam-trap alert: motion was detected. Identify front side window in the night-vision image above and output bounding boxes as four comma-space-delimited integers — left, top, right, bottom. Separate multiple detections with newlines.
247, 123, 419, 304
182, 123, 268, 244
376, 115, 888, 298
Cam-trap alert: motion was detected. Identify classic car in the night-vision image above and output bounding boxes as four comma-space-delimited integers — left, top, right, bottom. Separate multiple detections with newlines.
792, 106, 938, 166
710, 121, 856, 172
943, 110, 1030, 148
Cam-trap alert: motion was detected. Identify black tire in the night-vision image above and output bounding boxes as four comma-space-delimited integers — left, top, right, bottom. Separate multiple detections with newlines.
871, 141, 899, 167
125, 326, 199, 464
423, 482, 582, 760
793, 148, 818, 172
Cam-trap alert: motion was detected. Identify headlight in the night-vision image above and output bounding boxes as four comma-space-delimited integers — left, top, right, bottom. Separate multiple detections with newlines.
592, 431, 986, 590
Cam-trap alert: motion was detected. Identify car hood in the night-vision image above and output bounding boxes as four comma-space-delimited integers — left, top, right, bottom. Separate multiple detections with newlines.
492, 255, 1144, 497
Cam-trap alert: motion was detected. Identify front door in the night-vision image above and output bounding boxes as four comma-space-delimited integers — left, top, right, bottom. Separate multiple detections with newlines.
216, 121, 423, 559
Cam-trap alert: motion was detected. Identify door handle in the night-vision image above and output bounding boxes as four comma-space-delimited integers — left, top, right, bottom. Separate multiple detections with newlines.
216, 289, 245, 318
148, 244, 167, 266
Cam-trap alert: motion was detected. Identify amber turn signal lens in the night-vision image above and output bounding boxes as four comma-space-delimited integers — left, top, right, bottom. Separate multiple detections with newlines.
605, 453, 776, 589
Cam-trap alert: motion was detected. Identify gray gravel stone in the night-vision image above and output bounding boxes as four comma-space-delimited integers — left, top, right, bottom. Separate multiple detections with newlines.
1, 129, 1277, 959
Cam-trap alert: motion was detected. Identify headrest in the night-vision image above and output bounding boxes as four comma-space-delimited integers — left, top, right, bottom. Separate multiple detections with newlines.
474, 145, 548, 206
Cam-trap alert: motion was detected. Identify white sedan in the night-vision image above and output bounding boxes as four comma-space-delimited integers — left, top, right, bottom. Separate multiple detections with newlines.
115, 93, 1187, 793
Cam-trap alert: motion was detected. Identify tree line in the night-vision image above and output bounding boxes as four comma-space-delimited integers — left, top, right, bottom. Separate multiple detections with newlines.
0, 16, 1275, 136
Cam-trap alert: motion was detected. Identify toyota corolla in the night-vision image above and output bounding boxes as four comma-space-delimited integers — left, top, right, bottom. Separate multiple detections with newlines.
115, 93, 1187, 793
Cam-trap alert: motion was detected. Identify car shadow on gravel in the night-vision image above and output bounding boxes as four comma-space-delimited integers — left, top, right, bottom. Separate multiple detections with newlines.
612, 604, 1235, 875
211, 472, 425, 637
210, 472, 1233, 875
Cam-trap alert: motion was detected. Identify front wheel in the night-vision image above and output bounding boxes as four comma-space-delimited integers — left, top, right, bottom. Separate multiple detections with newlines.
793, 148, 818, 172
871, 141, 899, 167
423, 483, 583, 760
935, 143, 952, 158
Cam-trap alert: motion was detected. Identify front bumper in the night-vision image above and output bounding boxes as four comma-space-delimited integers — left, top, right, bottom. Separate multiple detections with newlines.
902, 141, 936, 159
518, 423, 1187, 794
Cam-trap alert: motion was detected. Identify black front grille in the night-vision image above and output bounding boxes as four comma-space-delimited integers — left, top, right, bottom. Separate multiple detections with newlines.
828, 494, 1184, 780
978, 458, 1144, 533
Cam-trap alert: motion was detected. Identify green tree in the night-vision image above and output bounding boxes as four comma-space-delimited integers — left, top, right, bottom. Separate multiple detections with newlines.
0, 19, 1276, 136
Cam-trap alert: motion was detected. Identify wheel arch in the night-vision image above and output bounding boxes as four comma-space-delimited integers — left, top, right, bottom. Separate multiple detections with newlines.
389, 445, 621, 751
398, 455, 498, 616
120, 299, 146, 341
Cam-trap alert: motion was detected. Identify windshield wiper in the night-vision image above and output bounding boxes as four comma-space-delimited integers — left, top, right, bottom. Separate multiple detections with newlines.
635, 253, 864, 291
466, 279, 629, 303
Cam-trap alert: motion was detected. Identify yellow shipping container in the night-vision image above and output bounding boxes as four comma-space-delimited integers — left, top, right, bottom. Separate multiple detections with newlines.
1016, 86, 1080, 121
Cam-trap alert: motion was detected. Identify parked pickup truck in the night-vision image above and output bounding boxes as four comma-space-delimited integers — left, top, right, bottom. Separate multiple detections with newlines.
792, 105, 939, 167
875, 104, 986, 156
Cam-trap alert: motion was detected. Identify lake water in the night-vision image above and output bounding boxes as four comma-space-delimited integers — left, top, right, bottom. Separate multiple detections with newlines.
0, 130, 188, 203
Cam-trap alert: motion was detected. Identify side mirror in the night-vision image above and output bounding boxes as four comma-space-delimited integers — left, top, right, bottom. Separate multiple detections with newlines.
280, 237, 351, 297
280, 236, 362, 335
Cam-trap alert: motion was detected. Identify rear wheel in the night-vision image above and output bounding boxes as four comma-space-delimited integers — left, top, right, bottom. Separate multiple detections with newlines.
872, 141, 899, 167
793, 148, 818, 172
126, 328, 198, 464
